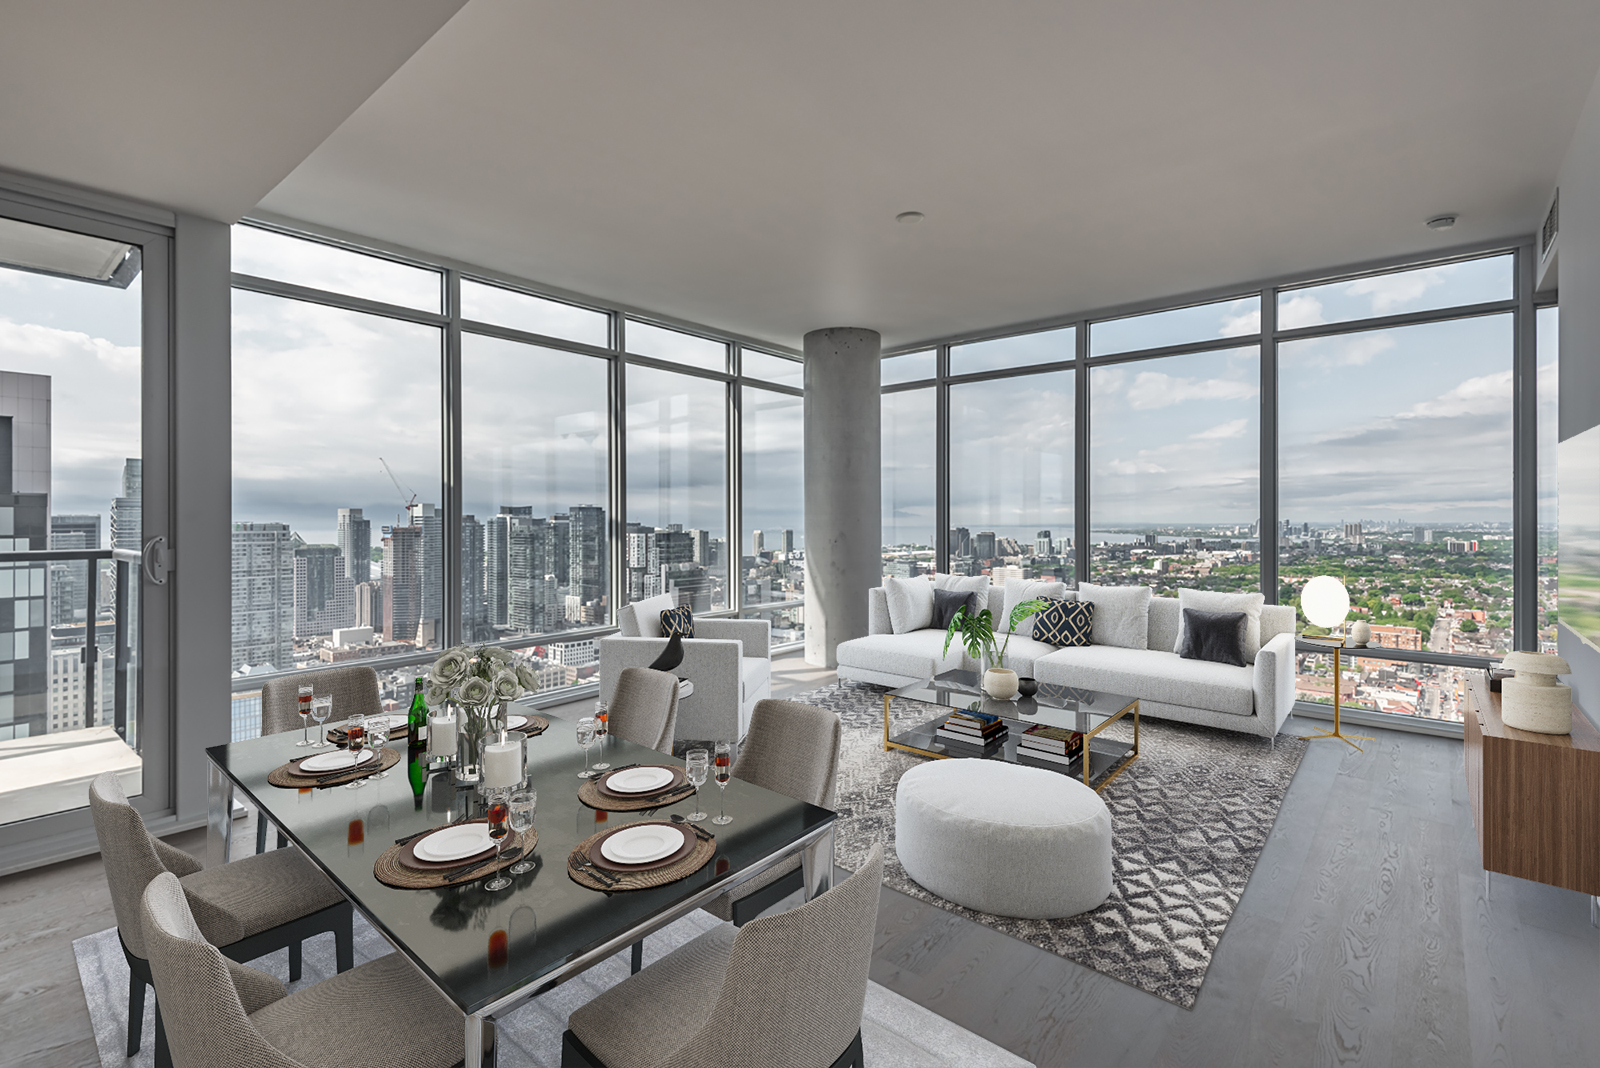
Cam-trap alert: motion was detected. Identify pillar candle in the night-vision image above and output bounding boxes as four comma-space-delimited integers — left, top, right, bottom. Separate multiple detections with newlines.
428, 712, 456, 758
483, 739, 522, 788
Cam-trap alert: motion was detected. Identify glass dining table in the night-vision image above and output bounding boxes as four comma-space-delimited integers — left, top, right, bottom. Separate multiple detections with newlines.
205, 717, 836, 1067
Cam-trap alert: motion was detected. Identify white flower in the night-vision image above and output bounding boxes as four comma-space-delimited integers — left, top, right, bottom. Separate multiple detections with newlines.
424, 681, 452, 708
457, 675, 492, 706
430, 647, 470, 685
516, 664, 537, 691
491, 669, 523, 701
482, 645, 514, 664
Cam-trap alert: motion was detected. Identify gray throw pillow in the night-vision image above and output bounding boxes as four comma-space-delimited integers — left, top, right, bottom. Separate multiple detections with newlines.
932, 589, 981, 630
1178, 608, 1248, 667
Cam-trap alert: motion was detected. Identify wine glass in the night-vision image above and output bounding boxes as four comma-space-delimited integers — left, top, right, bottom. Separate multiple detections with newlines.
310, 695, 332, 749
685, 748, 709, 822
344, 714, 368, 790
576, 717, 599, 778
591, 699, 610, 771
712, 741, 732, 825
367, 714, 391, 778
295, 684, 314, 746
508, 789, 536, 875
483, 790, 513, 892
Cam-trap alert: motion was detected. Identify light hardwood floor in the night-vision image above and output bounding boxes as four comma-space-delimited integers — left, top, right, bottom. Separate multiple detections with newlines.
2, 655, 1595, 1067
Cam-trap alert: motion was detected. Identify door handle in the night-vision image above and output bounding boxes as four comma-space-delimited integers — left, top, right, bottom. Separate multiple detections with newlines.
142, 536, 172, 586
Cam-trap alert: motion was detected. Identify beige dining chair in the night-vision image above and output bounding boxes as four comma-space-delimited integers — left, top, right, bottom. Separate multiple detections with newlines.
563, 844, 883, 1068
89, 772, 353, 1067
607, 666, 680, 756
140, 871, 478, 1068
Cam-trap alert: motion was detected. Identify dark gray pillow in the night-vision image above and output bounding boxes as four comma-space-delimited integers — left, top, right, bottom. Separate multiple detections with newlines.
933, 589, 981, 630
1178, 608, 1248, 667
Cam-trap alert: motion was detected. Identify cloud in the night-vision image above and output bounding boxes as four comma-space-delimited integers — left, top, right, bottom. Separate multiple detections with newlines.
1346, 268, 1442, 315
1397, 369, 1513, 421
1219, 308, 1260, 337
1125, 371, 1258, 409
1107, 458, 1168, 476
1282, 331, 1396, 369
1277, 294, 1326, 330
1191, 418, 1250, 441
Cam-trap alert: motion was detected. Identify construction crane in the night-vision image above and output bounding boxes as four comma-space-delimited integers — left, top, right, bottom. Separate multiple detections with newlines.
379, 457, 417, 515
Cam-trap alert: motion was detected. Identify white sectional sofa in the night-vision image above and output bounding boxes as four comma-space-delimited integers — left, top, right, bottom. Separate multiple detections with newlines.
836, 580, 1296, 738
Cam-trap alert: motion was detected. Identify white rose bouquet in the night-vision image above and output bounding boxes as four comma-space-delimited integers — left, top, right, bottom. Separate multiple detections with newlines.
426, 643, 534, 777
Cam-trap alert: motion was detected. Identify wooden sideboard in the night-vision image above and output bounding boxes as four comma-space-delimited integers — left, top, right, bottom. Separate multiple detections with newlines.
1465, 672, 1600, 896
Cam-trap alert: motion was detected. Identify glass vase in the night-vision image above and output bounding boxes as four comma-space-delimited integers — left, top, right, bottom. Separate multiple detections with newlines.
453, 705, 491, 787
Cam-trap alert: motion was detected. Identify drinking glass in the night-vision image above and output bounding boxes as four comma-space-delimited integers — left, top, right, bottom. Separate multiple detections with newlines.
685, 748, 709, 822
367, 715, 391, 778
591, 699, 610, 771
344, 714, 369, 790
295, 684, 314, 746
483, 790, 513, 892
508, 789, 537, 875
310, 695, 332, 749
576, 717, 599, 778
712, 741, 732, 825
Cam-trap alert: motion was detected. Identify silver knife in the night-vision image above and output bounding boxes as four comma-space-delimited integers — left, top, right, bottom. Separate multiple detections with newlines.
445, 847, 521, 882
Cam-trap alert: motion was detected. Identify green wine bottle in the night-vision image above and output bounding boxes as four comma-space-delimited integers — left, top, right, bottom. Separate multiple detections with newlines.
407, 675, 429, 741
408, 739, 428, 810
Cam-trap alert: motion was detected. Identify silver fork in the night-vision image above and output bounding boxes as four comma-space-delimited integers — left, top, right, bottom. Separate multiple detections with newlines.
574, 858, 618, 886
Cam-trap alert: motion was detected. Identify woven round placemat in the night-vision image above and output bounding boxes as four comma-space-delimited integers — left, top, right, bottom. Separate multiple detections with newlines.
577, 777, 698, 812
511, 714, 549, 737
566, 821, 715, 891
374, 826, 538, 889
267, 747, 400, 789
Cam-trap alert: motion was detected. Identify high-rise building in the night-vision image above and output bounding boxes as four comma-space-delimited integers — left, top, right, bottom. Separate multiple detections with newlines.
381, 524, 422, 643
569, 504, 606, 607
460, 514, 488, 641
752, 530, 765, 555
975, 531, 997, 560
110, 458, 141, 552
486, 507, 530, 628
1344, 521, 1363, 546
336, 508, 371, 586
1035, 530, 1053, 557
292, 544, 354, 637
0, 372, 52, 740
780, 529, 794, 553
49, 514, 100, 625
231, 521, 294, 671
354, 580, 384, 630
949, 527, 971, 559
407, 503, 441, 645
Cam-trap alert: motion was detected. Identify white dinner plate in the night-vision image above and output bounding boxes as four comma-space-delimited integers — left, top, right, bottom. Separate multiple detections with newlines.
298, 749, 374, 773
605, 766, 675, 794
414, 824, 496, 862
369, 714, 409, 731
505, 715, 528, 729
601, 824, 685, 865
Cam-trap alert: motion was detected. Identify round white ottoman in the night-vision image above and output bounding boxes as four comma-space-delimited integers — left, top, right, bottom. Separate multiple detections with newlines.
894, 759, 1112, 919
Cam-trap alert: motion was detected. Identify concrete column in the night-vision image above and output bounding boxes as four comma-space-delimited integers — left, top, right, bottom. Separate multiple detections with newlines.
804, 328, 881, 667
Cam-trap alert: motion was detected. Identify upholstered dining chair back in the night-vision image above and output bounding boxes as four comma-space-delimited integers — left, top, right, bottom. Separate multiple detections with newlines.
89, 771, 202, 959
608, 666, 680, 755
259, 665, 381, 737
664, 844, 884, 1068
140, 872, 297, 1068
732, 699, 842, 809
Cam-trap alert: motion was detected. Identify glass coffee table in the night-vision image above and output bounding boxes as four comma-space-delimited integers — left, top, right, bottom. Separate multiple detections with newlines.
884, 670, 1140, 793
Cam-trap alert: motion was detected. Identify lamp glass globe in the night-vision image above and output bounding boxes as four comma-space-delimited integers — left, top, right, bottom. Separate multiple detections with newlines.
1301, 575, 1350, 629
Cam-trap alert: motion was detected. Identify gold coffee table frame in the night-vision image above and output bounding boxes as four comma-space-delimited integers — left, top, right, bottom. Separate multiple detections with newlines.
883, 683, 1140, 794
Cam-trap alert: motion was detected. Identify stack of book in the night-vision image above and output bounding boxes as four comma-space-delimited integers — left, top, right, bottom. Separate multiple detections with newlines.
935, 709, 1007, 752
1015, 723, 1085, 771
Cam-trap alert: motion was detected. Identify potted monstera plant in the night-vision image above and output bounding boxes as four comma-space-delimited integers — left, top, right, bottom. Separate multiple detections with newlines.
942, 598, 1052, 699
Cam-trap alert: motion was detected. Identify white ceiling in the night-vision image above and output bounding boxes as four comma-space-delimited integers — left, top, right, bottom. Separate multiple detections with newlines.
0, 0, 467, 222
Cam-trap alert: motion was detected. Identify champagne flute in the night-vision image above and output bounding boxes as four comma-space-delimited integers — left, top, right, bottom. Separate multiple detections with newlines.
295, 684, 314, 746
310, 695, 332, 749
483, 790, 513, 892
344, 714, 368, 790
367, 714, 390, 778
591, 699, 610, 771
712, 741, 732, 825
576, 717, 599, 779
685, 748, 709, 822
508, 789, 536, 875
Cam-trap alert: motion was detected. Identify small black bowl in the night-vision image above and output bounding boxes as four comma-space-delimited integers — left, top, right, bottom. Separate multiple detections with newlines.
1017, 676, 1039, 698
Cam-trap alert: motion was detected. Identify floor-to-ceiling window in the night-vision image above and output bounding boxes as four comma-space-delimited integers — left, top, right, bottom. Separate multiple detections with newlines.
230, 223, 790, 731
883, 246, 1535, 729
1537, 304, 1559, 653
882, 366, 937, 579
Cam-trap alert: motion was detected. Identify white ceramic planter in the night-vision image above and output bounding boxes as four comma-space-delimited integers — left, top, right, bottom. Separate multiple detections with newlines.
983, 667, 1019, 700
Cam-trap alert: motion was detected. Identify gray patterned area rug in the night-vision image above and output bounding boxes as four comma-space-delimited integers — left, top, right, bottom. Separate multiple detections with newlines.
799, 680, 1309, 1009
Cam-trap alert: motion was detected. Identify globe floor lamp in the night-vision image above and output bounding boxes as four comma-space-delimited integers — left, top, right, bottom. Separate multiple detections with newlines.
1299, 575, 1373, 750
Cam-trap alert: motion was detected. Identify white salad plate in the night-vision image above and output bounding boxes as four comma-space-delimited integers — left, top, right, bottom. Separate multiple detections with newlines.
298, 749, 374, 773
414, 824, 495, 862
604, 766, 675, 794
601, 824, 685, 864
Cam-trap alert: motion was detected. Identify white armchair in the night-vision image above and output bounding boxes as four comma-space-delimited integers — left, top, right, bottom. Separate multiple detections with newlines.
599, 594, 772, 745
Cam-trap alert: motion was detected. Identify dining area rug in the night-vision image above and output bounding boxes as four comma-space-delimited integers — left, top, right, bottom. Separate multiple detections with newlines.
797, 680, 1309, 1009
73, 907, 1030, 1068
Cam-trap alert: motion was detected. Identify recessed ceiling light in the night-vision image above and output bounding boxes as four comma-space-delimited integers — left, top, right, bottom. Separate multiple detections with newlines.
896, 211, 924, 224
1426, 214, 1457, 231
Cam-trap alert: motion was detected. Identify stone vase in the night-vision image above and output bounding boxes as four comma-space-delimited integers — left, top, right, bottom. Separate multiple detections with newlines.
983, 667, 1019, 701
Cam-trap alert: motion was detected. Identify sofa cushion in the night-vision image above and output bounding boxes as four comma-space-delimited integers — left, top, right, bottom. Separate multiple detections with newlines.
1076, 583, 1153, 650
1175, 589, 1265, 660
932, 588, 982, 630
660, 604, 695, 639
934, 573, 991, 609
625, 593, 677, 638
740, 656, 770, 704
1031, 600, 1093, 649
1178, 608, 1248, 668
999, 635, 1068, 677
1147, 595, 1181, 653
885, 576, 935, 634
836, 630, 964, 681
1002, 578, 1071, 638
1034, 644, 1256, 718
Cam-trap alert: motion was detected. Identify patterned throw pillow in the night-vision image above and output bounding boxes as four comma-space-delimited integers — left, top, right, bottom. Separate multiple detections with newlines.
1032, 600, 1093, 647
659, 605, 695, 639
